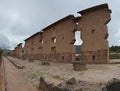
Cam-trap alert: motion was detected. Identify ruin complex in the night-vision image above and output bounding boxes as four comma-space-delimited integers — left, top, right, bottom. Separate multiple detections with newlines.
9, 3, 111, 64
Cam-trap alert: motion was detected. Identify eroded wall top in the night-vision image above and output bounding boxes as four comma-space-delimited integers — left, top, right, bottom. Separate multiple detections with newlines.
77, 3, 111, 51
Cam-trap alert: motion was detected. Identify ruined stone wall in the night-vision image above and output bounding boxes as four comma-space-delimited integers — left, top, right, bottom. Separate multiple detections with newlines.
15, 43, 22, 58
42, 27, 53, 62
13, 3, 111, 64
55, 16, 76, 63
77, 4, 111, 63
22, 15, 76, 63
24, 37, 34, 59
42, 15, 76, 63
24, 32, 43, 60
32, 32, 43, 60
9, 49, 16, 57
23, 40, 29, 59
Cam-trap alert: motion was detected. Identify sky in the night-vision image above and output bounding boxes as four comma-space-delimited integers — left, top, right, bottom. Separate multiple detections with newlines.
0, 0, 120, 49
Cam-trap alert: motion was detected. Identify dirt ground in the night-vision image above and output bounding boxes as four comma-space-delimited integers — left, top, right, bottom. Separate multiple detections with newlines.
4, 56, 120, 91
3, 56, 37, 91
0, 61, 5, 91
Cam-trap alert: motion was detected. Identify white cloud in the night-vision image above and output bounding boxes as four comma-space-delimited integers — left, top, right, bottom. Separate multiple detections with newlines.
0, 0, 120, 49
0, 33, 11, 49
115, 29, 120, 37
118, 40, 120, 46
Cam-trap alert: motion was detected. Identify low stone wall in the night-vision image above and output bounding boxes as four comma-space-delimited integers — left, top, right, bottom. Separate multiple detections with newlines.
6, 56, 25, 69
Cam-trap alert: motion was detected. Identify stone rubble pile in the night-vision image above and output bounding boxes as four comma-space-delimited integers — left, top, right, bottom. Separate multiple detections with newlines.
39, 77, 105, 91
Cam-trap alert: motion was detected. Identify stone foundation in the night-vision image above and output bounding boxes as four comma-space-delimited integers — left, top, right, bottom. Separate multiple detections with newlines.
73, 61, 86, 71
81, 49, 109, 64
41, 61, 50, 65
23, 53, 75, 63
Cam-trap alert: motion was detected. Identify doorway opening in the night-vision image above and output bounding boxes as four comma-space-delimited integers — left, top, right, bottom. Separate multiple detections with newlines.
92, 55, 95, 61
74, 31, 82, 54
51, 47, 56, 61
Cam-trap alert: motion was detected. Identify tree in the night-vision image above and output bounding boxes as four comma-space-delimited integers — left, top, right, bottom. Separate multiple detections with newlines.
109, 46, 120, 53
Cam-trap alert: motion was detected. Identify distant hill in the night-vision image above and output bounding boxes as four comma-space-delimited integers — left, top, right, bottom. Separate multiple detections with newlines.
75, 45, 81, 54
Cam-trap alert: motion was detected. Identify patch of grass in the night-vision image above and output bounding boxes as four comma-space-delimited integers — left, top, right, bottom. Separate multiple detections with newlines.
30, 71, 45, 79
36, 85, 41, 91
31, 74, 37, 79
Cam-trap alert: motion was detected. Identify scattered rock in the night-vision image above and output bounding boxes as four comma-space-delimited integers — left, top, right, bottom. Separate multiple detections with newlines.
66, 77, 76, 85
41, 61, 50, 65
28, 58, 34, 62
73, 61, 86, 71
102, 78, 120, 91
53, 86, 69, 91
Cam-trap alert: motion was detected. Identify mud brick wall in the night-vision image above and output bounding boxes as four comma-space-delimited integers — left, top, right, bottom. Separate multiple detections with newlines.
77, 4, 111, 64
11, 3, 111, 64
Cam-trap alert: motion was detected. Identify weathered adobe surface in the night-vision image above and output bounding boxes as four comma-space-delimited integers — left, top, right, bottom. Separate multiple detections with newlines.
10, 3, 111, 64
77, 4, 111, 63
77, 3, 111, 64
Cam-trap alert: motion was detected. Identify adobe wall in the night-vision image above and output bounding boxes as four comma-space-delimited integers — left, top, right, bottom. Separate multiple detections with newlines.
24, 32, 43, 60
77, 4, 111, 63
11, 3, 111, 64
42, 15, 76, 63
24, 37, 34, 59
55, 17, 76, 63
15, 43, 22, 58
32, 32, 43, 60
9, 50, 16, 57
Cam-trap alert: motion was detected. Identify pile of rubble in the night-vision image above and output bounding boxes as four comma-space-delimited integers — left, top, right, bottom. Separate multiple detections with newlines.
39, 77, 120, 91
39, 77, 101, 91
102, 78, 120, 91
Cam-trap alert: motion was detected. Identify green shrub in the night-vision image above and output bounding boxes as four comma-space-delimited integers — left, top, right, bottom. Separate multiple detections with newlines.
0, 48, 3, 60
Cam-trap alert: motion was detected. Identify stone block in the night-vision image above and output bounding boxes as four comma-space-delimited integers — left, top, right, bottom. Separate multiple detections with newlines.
73, 61, 86, 71
41, 61, 50, 65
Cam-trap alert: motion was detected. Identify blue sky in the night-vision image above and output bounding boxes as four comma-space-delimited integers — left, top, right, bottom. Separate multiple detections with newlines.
0, 0, 120, 49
